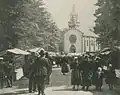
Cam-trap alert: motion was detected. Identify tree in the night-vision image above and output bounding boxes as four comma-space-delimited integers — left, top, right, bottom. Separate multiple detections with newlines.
0, 0, 26, 51
15, 0, 60, 51
0, 0, 60, 51
94, 0, 120, 48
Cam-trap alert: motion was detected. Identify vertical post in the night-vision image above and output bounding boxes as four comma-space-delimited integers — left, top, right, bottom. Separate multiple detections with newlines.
89, 37, 91, 52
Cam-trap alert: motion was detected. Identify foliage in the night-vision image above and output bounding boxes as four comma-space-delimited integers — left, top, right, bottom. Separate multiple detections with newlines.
0, 0, 25, 51
0, 0, 60, 52
94, 0, 120, 48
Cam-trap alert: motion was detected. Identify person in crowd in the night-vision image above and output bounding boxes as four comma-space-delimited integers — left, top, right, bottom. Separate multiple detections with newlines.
93, 67, 104, 90
81, 56, 93, 91
55, 55, 61, 67
70, 57, 82, 90
61, 55, 69, 75
6, 60, 13, 87
45, 52, 52, 85
0, 58, 5, 89
28, 52, 37, 93
32, 50, 49, 95
105, 64, 116, 90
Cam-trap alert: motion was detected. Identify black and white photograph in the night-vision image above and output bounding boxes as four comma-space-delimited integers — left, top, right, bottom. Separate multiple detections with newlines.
0, 0, 120, 95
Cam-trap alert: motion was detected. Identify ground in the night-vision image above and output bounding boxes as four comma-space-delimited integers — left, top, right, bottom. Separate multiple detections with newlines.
0, 66, 119, 95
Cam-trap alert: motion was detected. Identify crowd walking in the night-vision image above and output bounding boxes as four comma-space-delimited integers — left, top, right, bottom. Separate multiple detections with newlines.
61, 53, 117, 91
0, 49, 118, 95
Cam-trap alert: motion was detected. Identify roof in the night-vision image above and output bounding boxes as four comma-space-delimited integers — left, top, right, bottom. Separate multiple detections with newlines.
64, 28, 99, 38
28, 47, 45, 53
7, 48, 30, 55
78, 28, 99, 37
83, 31, 99, 38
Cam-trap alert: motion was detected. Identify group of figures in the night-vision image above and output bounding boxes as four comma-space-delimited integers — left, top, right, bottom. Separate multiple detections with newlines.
61, 53, 117, 91
23, 50, 52, 95
0, 56, 15, 89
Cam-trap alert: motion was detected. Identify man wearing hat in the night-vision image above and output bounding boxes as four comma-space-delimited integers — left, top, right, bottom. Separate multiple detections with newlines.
32, 50, 49, 95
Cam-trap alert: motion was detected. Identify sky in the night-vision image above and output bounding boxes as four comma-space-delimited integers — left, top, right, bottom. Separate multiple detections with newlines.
43, 0, 97, 31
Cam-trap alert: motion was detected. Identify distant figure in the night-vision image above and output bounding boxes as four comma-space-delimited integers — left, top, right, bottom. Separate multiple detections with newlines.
70, 57, 82, 90
81, 56, 93, 91
61, 56, 69, 75
93, 67, 104, 90
6, 61, 13, 87
0, 59, 5, 89
28, 53, 37, 93
105, 64, 116, 90
45, 52, 52, 85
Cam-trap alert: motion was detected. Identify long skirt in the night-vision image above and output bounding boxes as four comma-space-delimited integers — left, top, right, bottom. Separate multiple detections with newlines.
81, 74, 92, 87
71, 69, 81, 85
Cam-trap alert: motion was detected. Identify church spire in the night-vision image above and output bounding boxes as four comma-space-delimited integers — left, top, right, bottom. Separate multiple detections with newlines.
72, 4, 76, 14
68, 4, 80, 29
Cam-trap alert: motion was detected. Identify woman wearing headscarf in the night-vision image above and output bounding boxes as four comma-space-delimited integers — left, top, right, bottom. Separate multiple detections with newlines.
93, 67, 104, 90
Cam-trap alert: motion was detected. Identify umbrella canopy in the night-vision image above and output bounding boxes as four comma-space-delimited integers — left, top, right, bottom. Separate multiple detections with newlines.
7, 48, 30, 55
100, 51, 111, 55
100, 47, 111, 53
28, 47, 44, 53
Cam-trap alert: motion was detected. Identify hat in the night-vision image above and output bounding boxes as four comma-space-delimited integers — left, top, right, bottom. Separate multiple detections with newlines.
39, 50, 44, 56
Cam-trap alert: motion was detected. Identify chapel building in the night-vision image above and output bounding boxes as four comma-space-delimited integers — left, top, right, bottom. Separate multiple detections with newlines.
64, 6, 100, 53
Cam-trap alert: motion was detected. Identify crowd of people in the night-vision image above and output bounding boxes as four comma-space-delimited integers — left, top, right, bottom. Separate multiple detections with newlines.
60, 53, 117, 91
0, 49, 118, 95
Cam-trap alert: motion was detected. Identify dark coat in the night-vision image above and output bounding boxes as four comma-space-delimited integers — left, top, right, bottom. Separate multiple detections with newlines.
105, 70, 116, 84
32, 57, 49, 78
61, 62, 69, 73
80, 61, 93, 86
92, 70, 104, 86
71, 62, 82, 85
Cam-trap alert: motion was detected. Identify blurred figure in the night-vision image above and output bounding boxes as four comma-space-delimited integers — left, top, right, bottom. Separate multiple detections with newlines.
28, 52, 37, 93
61, 56, 69, 75
81, 56, 93, 91
105, 64, 116, 90
0, 58, 5, 89
45, 52, 52, 85
70, 57, 82, 90
6, 60, 13, 87
93, 67, 104, 90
